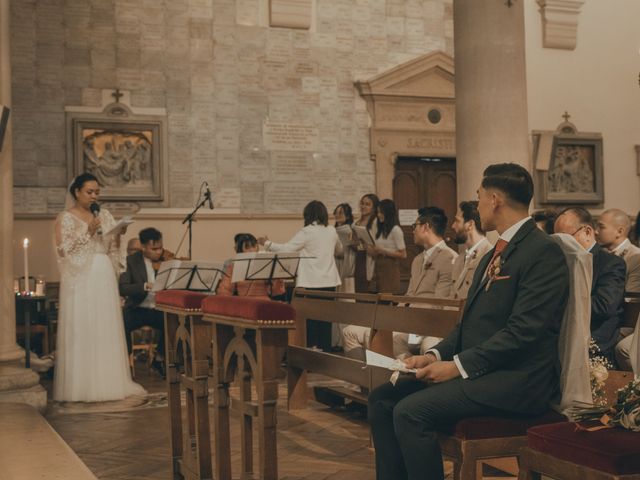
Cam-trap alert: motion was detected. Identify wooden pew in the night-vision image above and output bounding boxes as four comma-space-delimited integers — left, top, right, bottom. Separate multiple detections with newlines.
287, 288, 464, 409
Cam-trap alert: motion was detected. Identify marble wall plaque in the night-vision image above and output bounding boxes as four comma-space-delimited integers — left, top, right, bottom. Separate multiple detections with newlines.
263, 121, 319, 152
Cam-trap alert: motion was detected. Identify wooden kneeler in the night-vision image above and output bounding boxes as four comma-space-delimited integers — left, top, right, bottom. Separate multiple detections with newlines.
156, 290, 212, 480
202, 295, 295, 480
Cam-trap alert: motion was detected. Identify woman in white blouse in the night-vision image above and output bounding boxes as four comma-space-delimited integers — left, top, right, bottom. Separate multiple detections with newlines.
259, 200, 342, 351
367, 199, 406, 294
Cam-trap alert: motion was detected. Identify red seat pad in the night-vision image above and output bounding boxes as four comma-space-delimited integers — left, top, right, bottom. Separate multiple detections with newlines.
156, 290, 208, 310
202, 295, 295, 321
527, 421, 640, 475
440, 410, 566, 440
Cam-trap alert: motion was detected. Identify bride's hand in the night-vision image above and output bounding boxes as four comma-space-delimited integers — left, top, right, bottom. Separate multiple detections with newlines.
88, 218, 101, 236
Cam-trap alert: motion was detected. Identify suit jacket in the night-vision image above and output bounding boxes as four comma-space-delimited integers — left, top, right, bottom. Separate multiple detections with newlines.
451, 238, 493, 300
590, 243, 626, 357
406, 245, 457, 298
615, 241, 640, 293
119, 251, 150, 309
434, 219, 570, 415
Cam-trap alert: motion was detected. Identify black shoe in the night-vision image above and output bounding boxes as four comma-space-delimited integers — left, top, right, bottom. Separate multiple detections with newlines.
151, 358, 166, 379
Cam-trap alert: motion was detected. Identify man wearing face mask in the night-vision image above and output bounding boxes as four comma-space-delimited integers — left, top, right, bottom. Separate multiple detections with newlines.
119, 227, 168, 376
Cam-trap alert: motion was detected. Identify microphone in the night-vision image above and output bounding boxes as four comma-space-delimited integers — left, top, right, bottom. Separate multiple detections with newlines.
89, 203, 102, 235
204, 182, 214, 210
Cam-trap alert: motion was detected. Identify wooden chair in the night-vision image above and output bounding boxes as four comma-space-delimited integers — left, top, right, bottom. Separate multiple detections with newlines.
156, 290, 212, 480
128, 326, 156, 378
202, 295, 295, 480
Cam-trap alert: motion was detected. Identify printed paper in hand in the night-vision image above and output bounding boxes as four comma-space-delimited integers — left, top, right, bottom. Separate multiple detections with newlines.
105, 216, 134, 236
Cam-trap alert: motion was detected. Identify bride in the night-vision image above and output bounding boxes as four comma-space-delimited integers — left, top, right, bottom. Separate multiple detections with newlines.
53, 173, 145, 402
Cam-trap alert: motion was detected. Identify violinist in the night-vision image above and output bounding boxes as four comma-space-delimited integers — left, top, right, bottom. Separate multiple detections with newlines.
119, 227, 168, 377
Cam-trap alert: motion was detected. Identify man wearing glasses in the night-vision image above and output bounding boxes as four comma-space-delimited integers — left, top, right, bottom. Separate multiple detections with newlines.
554, 207, 626, 363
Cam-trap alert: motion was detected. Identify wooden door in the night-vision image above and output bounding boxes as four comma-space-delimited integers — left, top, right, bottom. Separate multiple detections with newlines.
393, 157, 457, 290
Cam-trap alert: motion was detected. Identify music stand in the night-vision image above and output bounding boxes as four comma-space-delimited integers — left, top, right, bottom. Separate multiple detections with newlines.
154, 260, 226, 293
231, 252, 305, 297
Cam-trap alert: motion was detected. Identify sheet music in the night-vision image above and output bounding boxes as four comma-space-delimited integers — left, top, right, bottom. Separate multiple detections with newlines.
153, 259, 181, 291
153, 260, 225, 293
352, 225, 375, 246
105, 216, 134, 236
336, 224, 353, 247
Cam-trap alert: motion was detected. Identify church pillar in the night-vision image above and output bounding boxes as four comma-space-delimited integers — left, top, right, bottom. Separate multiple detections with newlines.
0, 0, 47, 410
453, 0, 531, 201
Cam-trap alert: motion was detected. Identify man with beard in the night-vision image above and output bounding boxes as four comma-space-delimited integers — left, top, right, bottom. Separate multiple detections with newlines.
450, 201, 493, 300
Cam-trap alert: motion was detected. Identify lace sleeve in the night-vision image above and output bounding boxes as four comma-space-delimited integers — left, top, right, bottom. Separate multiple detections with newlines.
100, 209, 126, 276
55, 212, 91, 259
55, 212, 94, 281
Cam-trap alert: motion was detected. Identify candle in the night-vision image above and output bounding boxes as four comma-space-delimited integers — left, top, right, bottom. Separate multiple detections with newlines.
23, 238, 29, 294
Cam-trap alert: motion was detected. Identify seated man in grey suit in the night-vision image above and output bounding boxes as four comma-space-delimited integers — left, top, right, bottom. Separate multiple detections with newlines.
119, 227, 167, 376
393, 206, 458, 357
450, 200, 492, 300
369, 163, 570, 480
342, 207, 457, 360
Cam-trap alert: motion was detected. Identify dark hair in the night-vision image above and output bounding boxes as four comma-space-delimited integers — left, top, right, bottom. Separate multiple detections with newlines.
417, 206, 448, 237
234, 233, 257, 253
557, 206, 594, 229
481, 163, 533, 208
635, 212, 640, 246
376, 199, 400, 239
459, 201, 484, 235
139, 227, 162, 245
69, 173, 99, 199
360, 193, 380, 229
334, 203, 354, 226
303, 200, 328, 227
532, 209, 558, 235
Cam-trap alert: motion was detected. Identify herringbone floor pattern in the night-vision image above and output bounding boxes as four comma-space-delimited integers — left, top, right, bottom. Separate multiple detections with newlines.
43, 366, 515, 479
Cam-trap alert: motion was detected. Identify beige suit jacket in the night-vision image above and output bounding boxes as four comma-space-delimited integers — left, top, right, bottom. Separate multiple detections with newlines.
616, 242, 640, 293
406, 245, 458, 298
451, 237, 493, 300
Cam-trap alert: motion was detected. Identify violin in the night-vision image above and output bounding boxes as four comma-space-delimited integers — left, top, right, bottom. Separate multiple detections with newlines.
152, 249, 176, 271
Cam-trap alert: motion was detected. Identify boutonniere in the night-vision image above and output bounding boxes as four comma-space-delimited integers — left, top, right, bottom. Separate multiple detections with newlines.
485, 256, 511, 291
423, 261, 432, 270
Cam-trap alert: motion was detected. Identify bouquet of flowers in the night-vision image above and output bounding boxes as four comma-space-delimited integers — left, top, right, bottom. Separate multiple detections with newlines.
589, 339, 613, 407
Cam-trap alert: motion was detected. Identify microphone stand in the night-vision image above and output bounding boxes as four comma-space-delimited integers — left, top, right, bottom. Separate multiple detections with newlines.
181, 196, 208, 261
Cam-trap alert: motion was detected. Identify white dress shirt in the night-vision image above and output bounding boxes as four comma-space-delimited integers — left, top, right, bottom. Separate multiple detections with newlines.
139, 256, 156, 309
266, 222, 342, 288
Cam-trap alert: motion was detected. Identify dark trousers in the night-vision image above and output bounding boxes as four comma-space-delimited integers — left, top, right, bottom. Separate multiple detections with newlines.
305, 286, 336, 352
123, 306, 165, 358
368, 376, 507, 480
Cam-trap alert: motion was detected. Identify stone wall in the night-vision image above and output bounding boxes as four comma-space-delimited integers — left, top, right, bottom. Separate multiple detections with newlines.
11, 0, 453, 214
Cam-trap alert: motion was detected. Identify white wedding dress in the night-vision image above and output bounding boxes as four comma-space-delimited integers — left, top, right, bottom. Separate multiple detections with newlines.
53, 208, 146, 402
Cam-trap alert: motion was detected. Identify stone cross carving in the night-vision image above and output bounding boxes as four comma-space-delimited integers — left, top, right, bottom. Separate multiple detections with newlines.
111, 88, 123, 103
562, 111, 571, 122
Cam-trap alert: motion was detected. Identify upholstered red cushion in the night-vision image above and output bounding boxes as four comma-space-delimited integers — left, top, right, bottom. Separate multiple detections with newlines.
441, 410, 566, 440
156, 290, 208, 310
201, 295, 295, 321
527, 421, 640, 475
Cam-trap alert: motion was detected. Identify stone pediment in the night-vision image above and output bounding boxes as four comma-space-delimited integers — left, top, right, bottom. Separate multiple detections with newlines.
355, 51, 455, 99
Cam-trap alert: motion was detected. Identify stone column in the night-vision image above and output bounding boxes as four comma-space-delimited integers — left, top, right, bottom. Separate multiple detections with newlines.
0, 0, 47, 410
453, 0, 531, 202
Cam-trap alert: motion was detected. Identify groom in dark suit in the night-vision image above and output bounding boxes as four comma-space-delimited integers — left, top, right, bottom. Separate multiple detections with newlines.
368, 163, 570, 480
119, 227, 166, 375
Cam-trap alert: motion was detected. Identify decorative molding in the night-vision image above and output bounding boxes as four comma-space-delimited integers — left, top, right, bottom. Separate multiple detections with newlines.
536, 0, 585, 50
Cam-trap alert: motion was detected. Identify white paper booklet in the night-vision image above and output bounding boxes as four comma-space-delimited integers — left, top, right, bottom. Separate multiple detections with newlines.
352, 225, 375, 246
365, 350, 417, 373
105, 216, 134, 236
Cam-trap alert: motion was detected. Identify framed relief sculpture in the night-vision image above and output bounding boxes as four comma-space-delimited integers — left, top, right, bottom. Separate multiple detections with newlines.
66, 101, 167, 202
533, 115, 603, 205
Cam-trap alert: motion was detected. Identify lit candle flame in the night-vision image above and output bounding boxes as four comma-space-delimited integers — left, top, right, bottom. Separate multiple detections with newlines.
23, 238, 29, 248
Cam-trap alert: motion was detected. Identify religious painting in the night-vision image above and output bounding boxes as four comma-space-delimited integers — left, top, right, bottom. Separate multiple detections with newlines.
69, 118, 164, 201
534, 129, 604, 205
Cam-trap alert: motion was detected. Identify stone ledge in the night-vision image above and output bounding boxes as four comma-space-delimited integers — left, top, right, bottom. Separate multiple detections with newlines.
537, 0, 585, 50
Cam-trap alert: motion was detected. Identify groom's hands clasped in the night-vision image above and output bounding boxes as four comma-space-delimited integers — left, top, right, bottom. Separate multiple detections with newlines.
404, 353, 461, 384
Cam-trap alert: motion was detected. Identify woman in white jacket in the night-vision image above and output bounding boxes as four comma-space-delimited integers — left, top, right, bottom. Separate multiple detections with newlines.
259, 200, 342, 351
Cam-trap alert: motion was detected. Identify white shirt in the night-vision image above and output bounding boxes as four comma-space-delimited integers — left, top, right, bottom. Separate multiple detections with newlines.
432, 217, 531, 379
423, 239, 446, 268
465, 237, 489, 264
139, 256, 156, 309
613, 238, 631, 255
374, 225, 406, 253
266, 223, 342, 288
